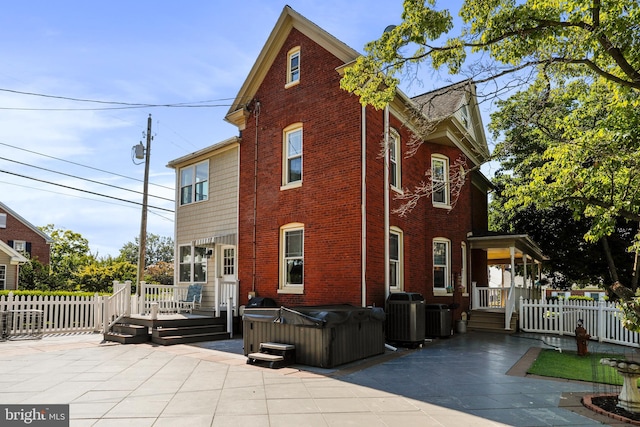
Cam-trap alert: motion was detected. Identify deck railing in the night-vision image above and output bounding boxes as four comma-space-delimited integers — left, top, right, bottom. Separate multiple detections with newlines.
103, 280, 131, 333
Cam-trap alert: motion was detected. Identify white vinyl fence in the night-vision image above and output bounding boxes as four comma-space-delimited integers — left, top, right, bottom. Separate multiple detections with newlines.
519, 297, 640, 348
1, 292, 103, 337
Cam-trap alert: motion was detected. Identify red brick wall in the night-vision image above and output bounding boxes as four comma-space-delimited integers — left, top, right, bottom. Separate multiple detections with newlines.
0, 208, 50, 265
238, 28, 363, 306
236, 28, 489, 310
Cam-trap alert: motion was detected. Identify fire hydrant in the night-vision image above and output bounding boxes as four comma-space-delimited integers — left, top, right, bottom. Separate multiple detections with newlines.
575, 320, 590, 356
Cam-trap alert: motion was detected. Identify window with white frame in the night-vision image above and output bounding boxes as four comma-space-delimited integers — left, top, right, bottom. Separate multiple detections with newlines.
12, 240, 26, 254
432, 155, 450, 206
461, 242, 468, 293
0, 265, 5, 290
286, 47, 300, 86
283, 124, 303, 186
280, 223, 304, 290
180, 161, 209, 205
390, 227, 403, 290
178, 245, 207, 283
433, 238, 451, 290
223, 247, 235, 276
0, 213, 6, 228
389, 129, 401, 189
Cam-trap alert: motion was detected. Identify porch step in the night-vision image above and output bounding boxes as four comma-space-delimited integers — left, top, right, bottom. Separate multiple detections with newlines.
151, 331, 231, 346
468, 310, 518, 334
247, 342, 296, 369
103, 324, 149, 344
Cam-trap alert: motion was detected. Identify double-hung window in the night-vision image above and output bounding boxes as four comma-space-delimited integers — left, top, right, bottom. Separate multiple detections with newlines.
286, 47, 300, 87
283, 124, 302, 187
180, 161, 209, 205
432, 155, 450, 206
389, 129, 401, 190
433, 238, 451, 291
389, 227, 403, 290
280, 223, 304, 292
0, 265, 5, 290
179, 245, 207, 283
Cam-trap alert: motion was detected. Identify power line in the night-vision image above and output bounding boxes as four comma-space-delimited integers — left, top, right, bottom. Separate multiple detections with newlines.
0, 156, 173, 202
0, 169, 174, 213
0, 141, 174, 191
0, 180, 174, 222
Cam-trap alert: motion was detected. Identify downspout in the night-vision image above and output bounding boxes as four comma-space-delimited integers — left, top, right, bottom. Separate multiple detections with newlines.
384, 105, 390, 302
252, 101, 261, 295
361, 105, 367, 307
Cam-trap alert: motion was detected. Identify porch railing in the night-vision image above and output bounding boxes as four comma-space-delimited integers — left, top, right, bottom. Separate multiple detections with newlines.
472, 284, 544, 330
215, 279, 239, 317
103, 280, 131, 333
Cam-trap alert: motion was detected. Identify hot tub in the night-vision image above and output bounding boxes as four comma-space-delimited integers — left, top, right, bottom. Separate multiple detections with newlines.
242, 305, 386, 368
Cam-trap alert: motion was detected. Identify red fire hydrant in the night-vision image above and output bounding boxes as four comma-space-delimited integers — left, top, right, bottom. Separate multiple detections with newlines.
575, 320, 590, 356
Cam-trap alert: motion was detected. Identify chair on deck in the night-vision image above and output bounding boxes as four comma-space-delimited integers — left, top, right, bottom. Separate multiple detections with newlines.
175, 283, 203, 313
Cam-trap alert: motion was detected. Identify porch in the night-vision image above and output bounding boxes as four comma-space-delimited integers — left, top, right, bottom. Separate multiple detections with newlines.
468, 233, 549, 333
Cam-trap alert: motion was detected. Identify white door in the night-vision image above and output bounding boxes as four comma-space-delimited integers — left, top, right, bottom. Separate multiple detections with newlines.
221, 246, 236, 282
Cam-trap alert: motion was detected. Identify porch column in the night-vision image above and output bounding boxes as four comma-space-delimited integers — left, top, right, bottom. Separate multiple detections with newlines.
510, 247, 515, 288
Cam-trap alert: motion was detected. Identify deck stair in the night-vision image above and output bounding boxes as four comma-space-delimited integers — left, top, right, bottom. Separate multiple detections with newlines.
247, 342, 296, 369
103, 323, 150, 344
103, 314, 230, 346
468, 310, 518, 334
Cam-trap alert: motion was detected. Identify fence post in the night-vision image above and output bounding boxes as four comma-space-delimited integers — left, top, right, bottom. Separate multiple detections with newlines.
558, 298, 564, 336
519, 296, 524, 331
124, 280, 132, 316
598, 300, 606, 342
138, 281, 146, 314
7, 292, 14, 312
227, 295, 233, 339
94, 293, 101, 332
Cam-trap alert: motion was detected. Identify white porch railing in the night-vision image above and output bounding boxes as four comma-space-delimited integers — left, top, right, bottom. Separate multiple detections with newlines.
215, 279, 239, 317
103, 280, 131, 333
138, 282, 193, 314
472, 284, 543, 330
520, 297, 640, 348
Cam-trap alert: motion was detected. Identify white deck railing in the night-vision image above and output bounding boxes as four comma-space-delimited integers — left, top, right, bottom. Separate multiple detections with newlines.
520, 297, 640, 348
215, 279, 239, 317
103, 280, 131, 333
472, 284, 544, 330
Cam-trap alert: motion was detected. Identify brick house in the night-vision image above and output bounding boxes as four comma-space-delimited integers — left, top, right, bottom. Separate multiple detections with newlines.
0, 201, 53, 290
223, 6, 492, 313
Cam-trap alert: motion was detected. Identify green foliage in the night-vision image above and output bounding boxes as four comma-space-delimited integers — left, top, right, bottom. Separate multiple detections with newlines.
341, 0, 640, 108
119, 233, 174, 266
74, 260, 137, 293
145, 261, 174, 285
567, 295, 594, 301
39, 224, 95, 289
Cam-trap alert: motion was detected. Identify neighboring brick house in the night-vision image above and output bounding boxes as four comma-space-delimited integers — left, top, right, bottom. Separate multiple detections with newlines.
0, 201, 53, 290
220, 6, 492, 314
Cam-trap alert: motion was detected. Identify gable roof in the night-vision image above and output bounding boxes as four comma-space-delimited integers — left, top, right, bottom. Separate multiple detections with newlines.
225, 6, 359, 129
0, 201, 53, 244
0, 239, 28, 264
411, 80, 470, 121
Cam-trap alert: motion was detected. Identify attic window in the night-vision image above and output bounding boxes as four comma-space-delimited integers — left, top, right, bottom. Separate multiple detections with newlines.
461, 104, 469, 128
286, 47, 300, 88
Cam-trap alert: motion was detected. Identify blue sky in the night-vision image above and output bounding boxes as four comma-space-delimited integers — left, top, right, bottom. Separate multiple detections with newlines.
0, 0, 480, 258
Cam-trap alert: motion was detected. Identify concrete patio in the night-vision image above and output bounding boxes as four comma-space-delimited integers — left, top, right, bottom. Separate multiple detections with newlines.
0, 331, 631, 426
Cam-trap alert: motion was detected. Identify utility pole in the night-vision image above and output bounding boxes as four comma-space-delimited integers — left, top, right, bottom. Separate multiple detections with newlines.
136, 114, 152, 295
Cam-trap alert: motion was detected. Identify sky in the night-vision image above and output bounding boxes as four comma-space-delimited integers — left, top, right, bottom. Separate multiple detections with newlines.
0, 0, 481, 258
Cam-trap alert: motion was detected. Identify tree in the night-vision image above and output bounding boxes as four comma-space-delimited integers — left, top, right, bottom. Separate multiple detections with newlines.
145, 261, 174, 285
74, 259, 136, 293
39, 224, 95, 290
119, 234, 174, 266
340, 0, 640, 109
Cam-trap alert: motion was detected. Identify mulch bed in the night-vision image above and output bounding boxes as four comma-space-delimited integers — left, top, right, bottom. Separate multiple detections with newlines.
583, 394, 640, 425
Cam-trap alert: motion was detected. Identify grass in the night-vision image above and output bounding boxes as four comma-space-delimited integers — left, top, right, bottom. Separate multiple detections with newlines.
528, 349, 629, 386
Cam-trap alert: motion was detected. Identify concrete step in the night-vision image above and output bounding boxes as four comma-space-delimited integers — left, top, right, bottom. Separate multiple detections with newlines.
151, 331, 231, 346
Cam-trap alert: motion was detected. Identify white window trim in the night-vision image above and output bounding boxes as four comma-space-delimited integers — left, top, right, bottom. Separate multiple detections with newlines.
278, 223, 304, 294
179, 160, 209, 206
0, 265, 5, 290
178, 244, 207, 284
431, 155, 451, 209
433, 238, 451, 295
389, 226, 404, 291
389, 128, 402, 192
461, 242, 468, 296
281, 123, 303, 189
0, 213, 6, 229
285, 46, 300, 88
12, 240, 26, 253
